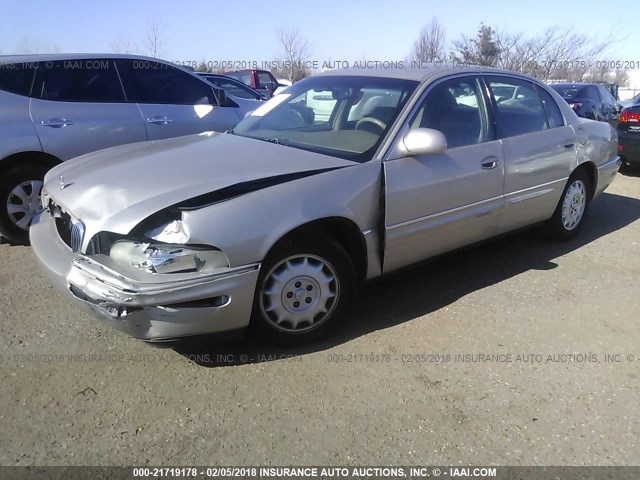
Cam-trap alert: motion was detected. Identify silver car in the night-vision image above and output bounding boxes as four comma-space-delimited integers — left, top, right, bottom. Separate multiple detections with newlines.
0, 54, 260, 244
30, 67, 621, 345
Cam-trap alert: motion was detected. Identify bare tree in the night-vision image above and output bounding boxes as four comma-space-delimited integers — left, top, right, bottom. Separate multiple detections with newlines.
110, 36, 139, 55
275, 27, 312, 82
411, 17, 446, 64
144, 19, 166, 58
447, 24, 623, 85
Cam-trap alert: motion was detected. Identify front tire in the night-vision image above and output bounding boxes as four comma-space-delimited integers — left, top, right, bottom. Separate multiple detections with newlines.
250, 236, 356, 346
545, 169, 591, 241
0, 163, 50, 245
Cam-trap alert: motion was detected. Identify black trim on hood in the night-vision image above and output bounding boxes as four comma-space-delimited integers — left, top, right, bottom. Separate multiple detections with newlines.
174, 166, 351, 211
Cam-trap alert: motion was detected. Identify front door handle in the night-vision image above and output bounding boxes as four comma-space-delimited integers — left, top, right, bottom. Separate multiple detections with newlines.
146, 116, 173, 125
481, 156, 499, 170
42, 118, 73, 128
564, 143, 575, 149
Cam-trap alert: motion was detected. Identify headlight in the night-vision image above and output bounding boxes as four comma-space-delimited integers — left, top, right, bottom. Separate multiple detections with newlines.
146, 220, 190, 244
109, 240, 229, 274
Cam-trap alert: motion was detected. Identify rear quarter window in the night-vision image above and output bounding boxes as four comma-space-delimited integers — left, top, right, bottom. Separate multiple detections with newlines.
0, 62, 36, 96
537, 86, 565, 128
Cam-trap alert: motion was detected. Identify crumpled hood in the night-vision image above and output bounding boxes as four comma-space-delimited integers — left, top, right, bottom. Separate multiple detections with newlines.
45, 132, 354, 235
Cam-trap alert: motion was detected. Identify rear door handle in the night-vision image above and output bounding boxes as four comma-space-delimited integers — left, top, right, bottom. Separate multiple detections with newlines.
146, 116, 173, 125
42, 118, 73, 128
564, 143, 575, 149
481, 156, 499, 170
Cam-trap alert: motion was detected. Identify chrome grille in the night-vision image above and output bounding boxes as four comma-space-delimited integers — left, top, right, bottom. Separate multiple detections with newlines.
70, 219, 85, 253
51, 204, 84, 253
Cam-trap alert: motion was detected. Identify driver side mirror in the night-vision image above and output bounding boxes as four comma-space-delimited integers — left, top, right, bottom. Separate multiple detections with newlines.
401, 128, 447, 156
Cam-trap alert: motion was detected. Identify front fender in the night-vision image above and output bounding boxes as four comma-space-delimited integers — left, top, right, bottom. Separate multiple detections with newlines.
182, 160, 382, 268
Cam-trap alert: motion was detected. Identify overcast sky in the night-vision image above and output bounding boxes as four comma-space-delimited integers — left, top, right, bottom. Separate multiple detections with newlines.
1, 0, 637, 69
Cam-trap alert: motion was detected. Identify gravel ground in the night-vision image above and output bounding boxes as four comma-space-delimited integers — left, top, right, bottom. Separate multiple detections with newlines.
0, 172, 638, 467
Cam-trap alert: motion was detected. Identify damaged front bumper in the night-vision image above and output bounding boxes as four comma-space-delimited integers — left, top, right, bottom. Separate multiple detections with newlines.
30, 212, 260, 341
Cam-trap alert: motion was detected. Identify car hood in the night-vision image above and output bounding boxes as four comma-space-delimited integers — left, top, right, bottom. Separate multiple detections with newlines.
45, 132, 355, 234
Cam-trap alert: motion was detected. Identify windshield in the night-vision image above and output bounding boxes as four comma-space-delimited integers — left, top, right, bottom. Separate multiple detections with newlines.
231, 76, 418, 162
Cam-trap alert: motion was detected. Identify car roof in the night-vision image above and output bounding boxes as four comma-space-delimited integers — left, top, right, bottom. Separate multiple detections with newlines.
0, 53, 170, 64
315, 65, 540, 84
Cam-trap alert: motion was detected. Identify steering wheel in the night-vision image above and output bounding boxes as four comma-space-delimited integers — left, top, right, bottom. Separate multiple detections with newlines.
355, 116, 387, 132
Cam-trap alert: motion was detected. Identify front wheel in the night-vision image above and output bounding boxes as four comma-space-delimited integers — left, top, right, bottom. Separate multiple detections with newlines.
250, 237, 356, 346
0, 163, 50, 245
544, 169, 591, 241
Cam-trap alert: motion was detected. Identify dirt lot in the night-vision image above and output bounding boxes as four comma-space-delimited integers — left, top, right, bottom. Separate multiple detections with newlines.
0, 172, 639, 467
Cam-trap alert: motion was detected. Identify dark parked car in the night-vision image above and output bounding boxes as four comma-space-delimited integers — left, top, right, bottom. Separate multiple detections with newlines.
549, 83, 617, 122
617, 96, 640, 172
197, 73, 266, 101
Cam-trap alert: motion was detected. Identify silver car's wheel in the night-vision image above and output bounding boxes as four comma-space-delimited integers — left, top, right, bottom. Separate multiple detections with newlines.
545, 169, 591, 241
251, 237, 355, 345
561, 179, 586, 231
259, 254, 340, 333
7, 180, 44, 231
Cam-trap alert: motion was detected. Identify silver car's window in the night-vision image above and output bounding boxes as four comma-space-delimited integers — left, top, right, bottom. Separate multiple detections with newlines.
0, 62, 36, 96
486, 76, 549, 138
232, 76, 418, 162
409, 76, 489, 149
536, 86, 565, 128
116, 60, 215, 105
33, 59, 125, 103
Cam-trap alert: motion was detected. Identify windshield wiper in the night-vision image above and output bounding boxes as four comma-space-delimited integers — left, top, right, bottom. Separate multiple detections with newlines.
256, 137, 288, 145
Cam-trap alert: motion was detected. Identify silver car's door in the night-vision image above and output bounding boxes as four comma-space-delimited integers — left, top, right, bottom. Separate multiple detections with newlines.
30, 59, 147, 160
116, 60, 241, 140
383, 75, 505, 273
483, 76, 578, 233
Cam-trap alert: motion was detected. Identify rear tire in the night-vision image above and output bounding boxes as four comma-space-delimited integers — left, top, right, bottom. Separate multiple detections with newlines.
544, 169, 591, 241
249, 235, 356, 346
0, 163, 50, 245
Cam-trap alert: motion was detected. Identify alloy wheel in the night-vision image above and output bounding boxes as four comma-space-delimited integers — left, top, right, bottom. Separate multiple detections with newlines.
6, 180, 44, 230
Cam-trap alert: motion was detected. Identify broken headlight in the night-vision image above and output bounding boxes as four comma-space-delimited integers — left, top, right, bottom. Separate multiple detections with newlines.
109, 240, 229, 274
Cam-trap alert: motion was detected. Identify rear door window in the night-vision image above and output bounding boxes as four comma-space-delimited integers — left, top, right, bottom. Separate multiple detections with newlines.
486, 76, 549, 137
33, 59, 125, 103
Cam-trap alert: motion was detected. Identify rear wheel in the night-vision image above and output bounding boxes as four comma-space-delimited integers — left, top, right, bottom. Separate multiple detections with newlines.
545, 169, 591, 241
250, 236, 355, 346
0, 163, 50, 245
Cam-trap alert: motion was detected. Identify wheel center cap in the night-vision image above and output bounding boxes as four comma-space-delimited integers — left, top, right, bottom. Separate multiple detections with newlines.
295, 290, 306, 301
